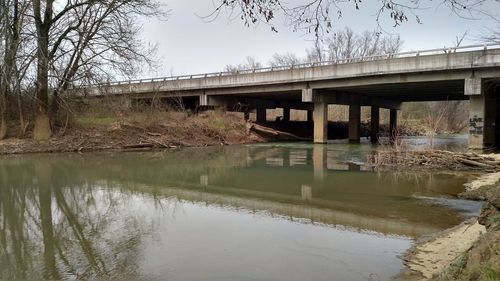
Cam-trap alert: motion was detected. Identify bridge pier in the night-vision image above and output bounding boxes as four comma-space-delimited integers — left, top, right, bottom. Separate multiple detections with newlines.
465, 78, 499, 149
122, 97, 133, 109
389, 109, 398, 144
469, 94, 486, 149
370, 106, 380, 144
348, 98, 361, 143
283, 107, 290, 122
313, 99, 328, 144
307, 110, 313, 122
256, 108, 267, 123
304, 88, 329, 143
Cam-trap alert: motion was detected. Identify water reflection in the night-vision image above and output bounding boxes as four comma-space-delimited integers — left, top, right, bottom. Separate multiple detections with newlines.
0, 143, 479, 280
0, 161, 159, 280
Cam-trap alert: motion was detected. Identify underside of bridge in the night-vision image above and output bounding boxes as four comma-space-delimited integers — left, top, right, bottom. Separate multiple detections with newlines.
167, 78, 495, 149
101, 75, 500, 149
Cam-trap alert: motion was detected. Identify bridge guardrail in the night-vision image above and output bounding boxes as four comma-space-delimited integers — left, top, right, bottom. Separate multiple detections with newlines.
84, 43, 500, 88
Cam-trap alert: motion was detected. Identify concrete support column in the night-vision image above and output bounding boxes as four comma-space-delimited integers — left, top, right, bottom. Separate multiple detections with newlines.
313, 98, 328, 144
348, 102, 361, 143
122, 97, 133, 109
283, 107, 290, 122
370, 106, 380, 144
307, 110, 313, 122
465, 77, 491, 149
256, 108, 266, 123
389, 109, 398, 144
469, 94, 486, 149
199, 94, 208, 106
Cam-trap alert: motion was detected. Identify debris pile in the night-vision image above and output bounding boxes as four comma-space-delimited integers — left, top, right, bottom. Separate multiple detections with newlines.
369, 150, 500, 171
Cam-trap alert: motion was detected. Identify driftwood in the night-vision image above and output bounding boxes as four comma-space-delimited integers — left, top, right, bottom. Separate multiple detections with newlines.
248, 123, 310, 141
369, 150, 500, 171
122, 143, 154, 149
456, 158, 494, 168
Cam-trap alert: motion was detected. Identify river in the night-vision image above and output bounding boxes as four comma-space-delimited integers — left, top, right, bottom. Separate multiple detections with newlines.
0, 137, 483, 281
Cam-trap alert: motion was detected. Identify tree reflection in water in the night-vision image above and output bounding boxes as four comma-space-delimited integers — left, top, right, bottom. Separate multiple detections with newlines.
0, 159, 159, 281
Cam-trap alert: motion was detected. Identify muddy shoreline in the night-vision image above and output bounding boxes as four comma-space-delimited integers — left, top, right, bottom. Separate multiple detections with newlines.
400, 172, 500, 280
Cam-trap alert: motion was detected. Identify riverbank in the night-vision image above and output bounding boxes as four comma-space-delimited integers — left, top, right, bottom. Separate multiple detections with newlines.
0, 110, 434, 155
402, 172, 500, 280
0, 111, 265, 154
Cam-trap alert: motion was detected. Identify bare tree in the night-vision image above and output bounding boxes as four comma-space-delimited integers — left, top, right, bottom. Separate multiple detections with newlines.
268, 52, 302, 67
305, 27, 403, 62
29, 0, 164, 140
224, 56, 263, 72
0, 0, 28, 139
0, 0, 9, 139
213, 0, 500, 38
229, 28, 402, 70
483, 26, 500, 43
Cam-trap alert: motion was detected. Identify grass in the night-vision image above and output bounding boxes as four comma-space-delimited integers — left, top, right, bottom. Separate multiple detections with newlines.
75, 116, 118, 126
489, 213, 500, 231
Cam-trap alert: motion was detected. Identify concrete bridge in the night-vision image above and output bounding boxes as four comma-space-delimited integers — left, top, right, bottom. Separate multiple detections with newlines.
82, 44, 500, 149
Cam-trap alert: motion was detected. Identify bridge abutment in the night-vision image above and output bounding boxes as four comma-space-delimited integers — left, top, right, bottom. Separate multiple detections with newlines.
466, 78, 499, 149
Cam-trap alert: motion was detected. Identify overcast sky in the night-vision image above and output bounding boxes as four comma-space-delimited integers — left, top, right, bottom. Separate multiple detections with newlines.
138, 0, 500, 77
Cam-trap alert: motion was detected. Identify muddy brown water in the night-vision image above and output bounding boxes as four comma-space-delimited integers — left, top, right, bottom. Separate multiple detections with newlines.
0, 136, 483, 281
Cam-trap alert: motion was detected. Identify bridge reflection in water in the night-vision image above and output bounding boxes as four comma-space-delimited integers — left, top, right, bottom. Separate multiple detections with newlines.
0, 144, 481, 281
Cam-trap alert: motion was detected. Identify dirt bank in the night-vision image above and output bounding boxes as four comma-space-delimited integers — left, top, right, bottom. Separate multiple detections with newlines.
0, 111, 268, 155
403, 219, 486, 280
402, 173, 500, 280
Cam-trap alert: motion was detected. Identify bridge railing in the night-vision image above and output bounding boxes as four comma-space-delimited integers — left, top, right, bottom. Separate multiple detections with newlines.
89, 43, 500, 87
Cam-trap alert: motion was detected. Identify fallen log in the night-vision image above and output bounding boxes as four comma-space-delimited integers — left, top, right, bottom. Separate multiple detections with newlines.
248, 123, 310, 141
122, 143, 154, 149
456, 157, 494, 168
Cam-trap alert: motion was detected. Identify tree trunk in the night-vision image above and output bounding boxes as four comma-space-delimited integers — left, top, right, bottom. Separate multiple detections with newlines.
17, 88, 26, 136
0, 112, 6, 140
33, 25, 52, 140
0, 84, 6, 140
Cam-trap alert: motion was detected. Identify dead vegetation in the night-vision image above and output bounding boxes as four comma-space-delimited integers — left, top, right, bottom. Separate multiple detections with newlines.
369, 150, 500, 171
0, 110, 264, 154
